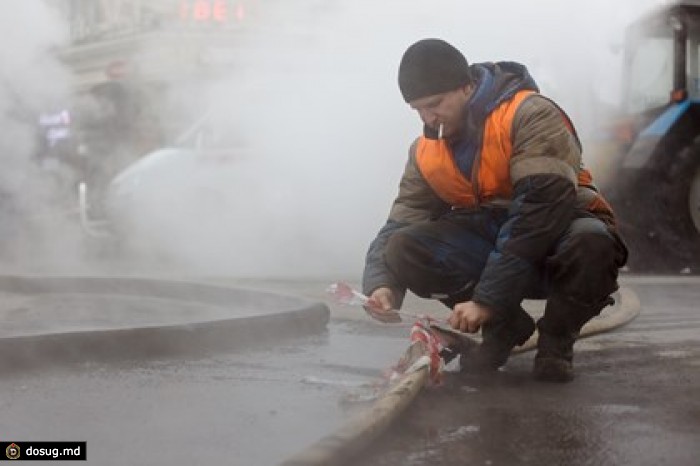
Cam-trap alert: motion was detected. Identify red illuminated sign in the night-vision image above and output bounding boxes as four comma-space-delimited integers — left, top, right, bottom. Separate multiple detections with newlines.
180, 1, 246, 23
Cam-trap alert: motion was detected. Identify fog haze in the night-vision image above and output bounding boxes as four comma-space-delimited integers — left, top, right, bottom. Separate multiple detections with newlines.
0, 3, 76, 270
0, 0, 666, 278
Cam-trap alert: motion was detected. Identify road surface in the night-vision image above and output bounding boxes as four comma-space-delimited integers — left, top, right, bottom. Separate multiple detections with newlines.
0, 274, 697, 465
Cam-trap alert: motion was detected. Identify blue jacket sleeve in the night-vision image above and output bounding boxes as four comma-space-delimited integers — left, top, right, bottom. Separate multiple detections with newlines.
361, 142, 450, 307
361, 219, 407, 306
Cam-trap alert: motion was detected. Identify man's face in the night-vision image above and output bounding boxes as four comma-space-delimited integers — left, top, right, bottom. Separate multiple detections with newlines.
409, 85, 473, 138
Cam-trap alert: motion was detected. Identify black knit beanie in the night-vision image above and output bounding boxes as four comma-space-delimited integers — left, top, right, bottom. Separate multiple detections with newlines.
398, 39, 472, 103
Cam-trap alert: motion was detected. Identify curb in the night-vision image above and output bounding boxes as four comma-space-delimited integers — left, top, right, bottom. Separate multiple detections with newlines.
0, 275, 330, 371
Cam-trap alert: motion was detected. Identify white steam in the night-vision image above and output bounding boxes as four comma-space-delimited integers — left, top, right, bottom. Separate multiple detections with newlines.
0, 2, 75, 270
118, 0, 665, 278
0, 0, 669, 278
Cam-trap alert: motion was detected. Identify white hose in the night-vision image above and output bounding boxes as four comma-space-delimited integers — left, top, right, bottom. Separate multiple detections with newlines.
281, 287, 641, 466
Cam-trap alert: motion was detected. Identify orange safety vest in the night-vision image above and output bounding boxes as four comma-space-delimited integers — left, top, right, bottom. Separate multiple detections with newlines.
415, 90, 596, 209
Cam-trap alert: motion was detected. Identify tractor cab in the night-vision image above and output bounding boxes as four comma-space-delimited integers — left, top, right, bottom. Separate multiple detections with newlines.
599, 1, 700, 272
623, 1, 700, 114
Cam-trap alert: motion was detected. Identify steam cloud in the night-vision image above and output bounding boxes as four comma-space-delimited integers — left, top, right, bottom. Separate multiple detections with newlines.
0, 0, 667, 278
0, 1, 76, 271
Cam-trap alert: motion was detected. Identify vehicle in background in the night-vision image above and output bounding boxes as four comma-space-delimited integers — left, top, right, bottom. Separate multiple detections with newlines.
78, 107, 251, 262
595, 0, 700, 272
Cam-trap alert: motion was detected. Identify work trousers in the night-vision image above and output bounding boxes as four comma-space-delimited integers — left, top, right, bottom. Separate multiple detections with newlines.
384, 209, 627, 329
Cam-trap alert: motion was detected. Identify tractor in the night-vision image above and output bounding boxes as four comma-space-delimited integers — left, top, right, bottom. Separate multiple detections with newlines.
597, 0, 700, 272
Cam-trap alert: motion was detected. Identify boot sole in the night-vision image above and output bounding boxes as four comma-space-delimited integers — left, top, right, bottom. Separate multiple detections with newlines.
533, 357, 574, 383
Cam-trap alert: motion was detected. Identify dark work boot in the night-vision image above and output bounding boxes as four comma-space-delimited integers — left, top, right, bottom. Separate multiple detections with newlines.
460, 307, 536, 373
533, 295, 612, 383
533, 331, 576, 382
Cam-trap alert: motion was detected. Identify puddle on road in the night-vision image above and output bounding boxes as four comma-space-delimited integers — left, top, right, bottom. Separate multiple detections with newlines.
594, 404, 642, 415
438, 425, 480, 442
300, 375, 373, 388
656, 349, 693, 359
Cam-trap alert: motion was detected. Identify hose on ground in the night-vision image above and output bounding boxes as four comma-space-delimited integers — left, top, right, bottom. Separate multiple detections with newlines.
281, 287, 641, 466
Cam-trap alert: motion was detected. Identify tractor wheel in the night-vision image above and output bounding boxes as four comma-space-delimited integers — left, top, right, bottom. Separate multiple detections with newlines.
651, 135, 700, 271
617, 135, 700, 273
689, 164, 700, 235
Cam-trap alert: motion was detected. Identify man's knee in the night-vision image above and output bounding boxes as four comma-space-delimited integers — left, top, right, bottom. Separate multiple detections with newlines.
385, 231, 430, 272
562, 219, 624, 268
383, 231, 431, 295
385, 230, 471, 301
568, 229, 620, 268
551, 220, 625, 301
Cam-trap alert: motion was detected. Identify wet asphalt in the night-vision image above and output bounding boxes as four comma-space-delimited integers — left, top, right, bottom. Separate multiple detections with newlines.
358, 276, 700, 466
0, 275, 698, 465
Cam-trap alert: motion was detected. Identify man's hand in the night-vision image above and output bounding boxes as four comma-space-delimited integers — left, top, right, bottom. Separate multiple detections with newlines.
448, 301, 494, 333
365, 287, 401, 323
367, 287, 395, 312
